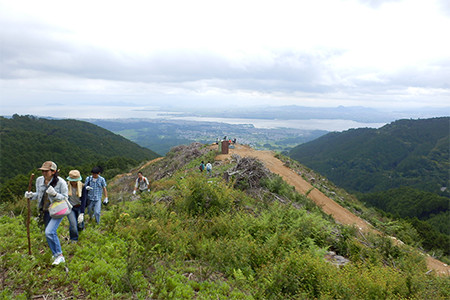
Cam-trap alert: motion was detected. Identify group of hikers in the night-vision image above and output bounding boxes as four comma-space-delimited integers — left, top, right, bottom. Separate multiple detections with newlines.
216, 136, 237, 145
24, 160, 150, 266
199, 161, 212, 176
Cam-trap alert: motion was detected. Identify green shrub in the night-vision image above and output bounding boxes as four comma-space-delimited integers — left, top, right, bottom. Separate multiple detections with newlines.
175, 175, 235, 217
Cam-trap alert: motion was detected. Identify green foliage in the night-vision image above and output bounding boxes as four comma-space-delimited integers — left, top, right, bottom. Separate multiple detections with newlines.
427, 211, 450, 235
289, 117, 450, 262
360, 187, 450, 220
0, 114, 159, 187
360, 187, 450, 256
289, 117, 450, 196
175, 175, 234, 217
1, 144, 449, 299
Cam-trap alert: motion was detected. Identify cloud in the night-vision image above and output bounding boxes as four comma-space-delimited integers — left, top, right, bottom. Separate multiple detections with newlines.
438, 0, 450, 17
1, 0, 449, 117
358, 0, 402, 9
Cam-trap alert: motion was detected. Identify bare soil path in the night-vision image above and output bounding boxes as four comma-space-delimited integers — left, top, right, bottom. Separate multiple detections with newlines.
216, 144, 449, 276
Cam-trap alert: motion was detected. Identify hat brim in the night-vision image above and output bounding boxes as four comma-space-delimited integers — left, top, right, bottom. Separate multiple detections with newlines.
67, 176, 82, 181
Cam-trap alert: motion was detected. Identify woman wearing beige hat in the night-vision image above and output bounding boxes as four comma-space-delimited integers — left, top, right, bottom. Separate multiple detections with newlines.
66, 170, 87, 242
24, 161, 68, 265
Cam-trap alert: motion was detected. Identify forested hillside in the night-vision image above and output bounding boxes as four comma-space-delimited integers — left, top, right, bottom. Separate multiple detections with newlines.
0, 115, 160, 200
289, 117, 450, 258
289, 117, 449, 196
1, 143, 448, 299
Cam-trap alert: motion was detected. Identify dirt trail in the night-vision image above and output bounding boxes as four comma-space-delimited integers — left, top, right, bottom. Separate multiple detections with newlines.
216, 144, 449, 276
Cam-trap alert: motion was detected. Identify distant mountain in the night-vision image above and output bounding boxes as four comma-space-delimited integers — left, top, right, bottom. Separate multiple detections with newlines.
0, 114, 160, 185
289, 117, 450, 196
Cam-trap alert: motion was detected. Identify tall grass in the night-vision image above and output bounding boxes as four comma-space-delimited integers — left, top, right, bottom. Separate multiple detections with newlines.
1, 161, 449, 299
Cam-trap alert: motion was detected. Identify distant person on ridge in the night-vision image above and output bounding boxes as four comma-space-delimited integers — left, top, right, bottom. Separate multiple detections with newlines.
66, 170, 87, 241
84, 166, 108, 224
24, 161, 68, 265
133, 171, 150, 194
206, 162, 212, 176
199, 161, 205, 172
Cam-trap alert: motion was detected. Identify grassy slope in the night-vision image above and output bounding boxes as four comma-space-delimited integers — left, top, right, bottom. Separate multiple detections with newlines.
1, 144, 449, 299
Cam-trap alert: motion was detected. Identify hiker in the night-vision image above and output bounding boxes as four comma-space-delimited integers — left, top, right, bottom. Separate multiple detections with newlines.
24, 161, 68, 265
206, 162, 212, 176
199, 161, 205, 172
84, 166, 108, 224
133, 171, 150, 194
66, 170, 87, 242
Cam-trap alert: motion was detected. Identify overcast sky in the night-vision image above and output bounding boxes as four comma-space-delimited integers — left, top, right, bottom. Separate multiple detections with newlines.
1, 0, 449, 119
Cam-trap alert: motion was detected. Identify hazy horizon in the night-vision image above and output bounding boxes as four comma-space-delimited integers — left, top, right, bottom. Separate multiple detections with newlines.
1, 0, 449, 118
3, 104, 448, 132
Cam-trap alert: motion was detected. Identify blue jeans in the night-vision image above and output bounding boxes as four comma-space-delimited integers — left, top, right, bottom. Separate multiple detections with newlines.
67, 206, 84, 241
45, 217, 63, 257
87, 200, 102, 224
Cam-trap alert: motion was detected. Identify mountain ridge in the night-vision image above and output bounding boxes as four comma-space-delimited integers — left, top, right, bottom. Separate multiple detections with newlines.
0, 114, 160, 186
288, 117, 450, 196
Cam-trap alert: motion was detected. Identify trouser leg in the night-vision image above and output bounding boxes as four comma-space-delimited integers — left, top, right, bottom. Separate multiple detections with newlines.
45, 217, 63, 256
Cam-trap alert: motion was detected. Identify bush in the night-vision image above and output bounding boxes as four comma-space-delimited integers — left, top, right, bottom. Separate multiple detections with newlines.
175, 175, 235, 217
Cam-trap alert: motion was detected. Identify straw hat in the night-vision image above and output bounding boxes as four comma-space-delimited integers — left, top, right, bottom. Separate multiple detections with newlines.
67, 170, 82, 181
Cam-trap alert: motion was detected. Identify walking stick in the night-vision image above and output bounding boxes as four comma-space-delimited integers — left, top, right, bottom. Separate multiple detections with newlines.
26, 173, 35, 255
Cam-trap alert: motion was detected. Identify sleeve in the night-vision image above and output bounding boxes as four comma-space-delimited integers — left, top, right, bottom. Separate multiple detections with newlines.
32, 177, 44, 201
31, 180, 39, 201
145, 177, 149, 185
135, 178, 139, 188
50, 179, 69, 202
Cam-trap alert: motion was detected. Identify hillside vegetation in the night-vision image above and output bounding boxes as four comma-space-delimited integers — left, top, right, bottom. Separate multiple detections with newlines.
1, 143, 449, 299
0, 115, 160, 200
289, 117, 450, 258
289, 117, 449, 196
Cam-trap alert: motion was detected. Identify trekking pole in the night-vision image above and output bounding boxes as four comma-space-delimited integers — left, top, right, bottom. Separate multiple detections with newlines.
26, 173, 35, 255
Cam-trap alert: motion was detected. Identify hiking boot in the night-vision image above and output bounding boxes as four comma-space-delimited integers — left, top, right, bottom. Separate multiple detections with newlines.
52, 255, 65, 265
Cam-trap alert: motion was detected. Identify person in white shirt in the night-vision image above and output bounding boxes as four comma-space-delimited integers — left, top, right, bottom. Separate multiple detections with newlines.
206, 162, 212, 176
133, 172, 150, 194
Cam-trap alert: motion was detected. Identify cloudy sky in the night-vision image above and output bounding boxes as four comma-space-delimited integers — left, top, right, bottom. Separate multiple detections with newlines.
1, 0, 449, 119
